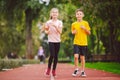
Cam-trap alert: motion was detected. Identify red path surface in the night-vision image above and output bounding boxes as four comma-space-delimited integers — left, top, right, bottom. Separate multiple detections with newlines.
0, 63, 120, 80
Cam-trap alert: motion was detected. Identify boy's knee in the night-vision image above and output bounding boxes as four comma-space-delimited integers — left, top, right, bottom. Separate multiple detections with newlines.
74, 56, 79, 59
74, 54, 79, 58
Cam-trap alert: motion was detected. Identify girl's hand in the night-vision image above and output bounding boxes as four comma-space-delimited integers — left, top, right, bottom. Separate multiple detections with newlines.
44, 24, 50, 34
45, 29, 50, 34
45, 26, 49, 30
50, 22, 56, 28
45, 23, 49, 30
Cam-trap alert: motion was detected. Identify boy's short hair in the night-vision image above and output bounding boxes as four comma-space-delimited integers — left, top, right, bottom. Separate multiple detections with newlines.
75, 9, 84, 13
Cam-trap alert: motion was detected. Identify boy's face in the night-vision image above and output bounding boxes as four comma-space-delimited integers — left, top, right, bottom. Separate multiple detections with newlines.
76, 11, 84, 20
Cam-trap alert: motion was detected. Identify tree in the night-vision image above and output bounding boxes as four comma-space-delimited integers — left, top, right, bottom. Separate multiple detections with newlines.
0, 0, 25, 58
0, 0, 50, 59
96, 0, 120, 56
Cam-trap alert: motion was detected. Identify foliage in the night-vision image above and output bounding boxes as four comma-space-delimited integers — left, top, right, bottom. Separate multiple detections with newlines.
0, 59, 22, 70
0, 59, 39, 71
0, 0, 46, 58
94, 0, 120, 55
0, 0, 120, 61
0, 0, 25, 58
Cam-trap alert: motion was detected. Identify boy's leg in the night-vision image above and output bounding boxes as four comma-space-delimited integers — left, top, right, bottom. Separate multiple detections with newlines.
72, 45, 80, 76
80, 55, 85, 71
72, 54, 79, 76
79, 46, 87, 77
74, 54, 79, 69
80, 55, 86, 77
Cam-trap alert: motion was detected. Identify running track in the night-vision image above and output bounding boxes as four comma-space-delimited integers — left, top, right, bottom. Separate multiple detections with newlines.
0, 63, 120, 80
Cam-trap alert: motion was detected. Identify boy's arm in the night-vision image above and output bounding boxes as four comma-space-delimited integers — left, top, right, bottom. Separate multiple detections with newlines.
85, 29, 91, 35
72, 30, 77, 34
71, 24, 77, 34
80, 22, 91, 35
81, 26, 91, 35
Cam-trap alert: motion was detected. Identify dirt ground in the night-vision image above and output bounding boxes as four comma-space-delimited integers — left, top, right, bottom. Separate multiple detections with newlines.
0, 63, 120, 80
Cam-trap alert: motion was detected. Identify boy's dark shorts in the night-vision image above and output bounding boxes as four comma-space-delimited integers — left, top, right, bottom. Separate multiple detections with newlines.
73, 44, 88, 56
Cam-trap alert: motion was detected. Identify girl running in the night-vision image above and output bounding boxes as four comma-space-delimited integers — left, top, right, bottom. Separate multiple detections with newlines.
44, 8, 63, 77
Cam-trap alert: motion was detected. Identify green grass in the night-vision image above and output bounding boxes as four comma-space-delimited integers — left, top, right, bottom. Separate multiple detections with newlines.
86, 62, 120, 75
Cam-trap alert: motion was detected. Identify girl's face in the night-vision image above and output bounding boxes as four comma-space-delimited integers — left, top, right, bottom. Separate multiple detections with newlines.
76, 11, 84, 21
50, 10, 59, 19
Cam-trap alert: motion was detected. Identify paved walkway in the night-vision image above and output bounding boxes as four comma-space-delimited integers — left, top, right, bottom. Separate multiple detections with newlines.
0, 63, 120, 80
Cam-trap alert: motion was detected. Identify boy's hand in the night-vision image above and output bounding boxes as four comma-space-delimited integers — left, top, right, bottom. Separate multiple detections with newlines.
80, 25, 86, 30
80, 25, 91, 35
72, 30, 77, 34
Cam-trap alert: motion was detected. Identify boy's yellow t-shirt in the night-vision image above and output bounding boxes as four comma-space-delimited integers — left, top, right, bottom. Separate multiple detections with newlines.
71, 20, 90, 46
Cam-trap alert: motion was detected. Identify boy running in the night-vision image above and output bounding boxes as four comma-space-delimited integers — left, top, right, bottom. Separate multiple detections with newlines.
71, 9, 91, 77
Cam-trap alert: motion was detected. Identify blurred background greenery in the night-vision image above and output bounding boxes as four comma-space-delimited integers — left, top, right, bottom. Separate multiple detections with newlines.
0, 0, 120, 62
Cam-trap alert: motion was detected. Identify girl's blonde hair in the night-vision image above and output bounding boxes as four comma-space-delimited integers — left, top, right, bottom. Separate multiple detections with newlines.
50, 8, 59, 19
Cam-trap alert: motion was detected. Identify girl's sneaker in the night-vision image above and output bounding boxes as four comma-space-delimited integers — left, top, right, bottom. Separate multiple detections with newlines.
52, 70, 56, 76
45, 68, 51, 75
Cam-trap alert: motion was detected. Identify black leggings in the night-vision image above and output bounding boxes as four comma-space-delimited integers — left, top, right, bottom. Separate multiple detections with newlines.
48, 42, 60, 70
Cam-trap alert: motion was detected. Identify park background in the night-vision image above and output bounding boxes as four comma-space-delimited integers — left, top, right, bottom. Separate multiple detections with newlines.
0, 0, 120, 62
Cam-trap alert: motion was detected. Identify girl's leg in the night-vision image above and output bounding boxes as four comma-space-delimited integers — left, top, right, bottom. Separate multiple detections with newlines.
52, 43, 60, 76
53, 43, 60, 70
48, 42, 55, 69
46, 42, 55, 75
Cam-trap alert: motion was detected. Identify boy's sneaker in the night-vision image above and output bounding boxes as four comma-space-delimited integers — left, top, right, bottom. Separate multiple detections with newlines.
72, 69, 79, 77
80, 71, 86, 77
45, 68, 51, 76
52, 70, 56, 77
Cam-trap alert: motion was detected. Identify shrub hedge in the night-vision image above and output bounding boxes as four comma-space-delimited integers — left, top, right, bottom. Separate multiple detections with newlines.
0, 59, 39, 71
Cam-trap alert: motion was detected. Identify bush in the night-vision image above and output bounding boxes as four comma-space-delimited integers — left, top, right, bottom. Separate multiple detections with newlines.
0, 59, 39, 71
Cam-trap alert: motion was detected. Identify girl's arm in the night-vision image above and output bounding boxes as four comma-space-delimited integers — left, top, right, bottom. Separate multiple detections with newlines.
52, 24, 62, 34
44, 24, 50, 34
40, 24, 45, 33
51, 21, 62, 34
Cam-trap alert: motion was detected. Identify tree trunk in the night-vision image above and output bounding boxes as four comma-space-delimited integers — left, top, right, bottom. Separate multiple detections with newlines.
25, 8, 33, 59
109, 21, 120, 62
96, 27, 101, 54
